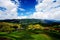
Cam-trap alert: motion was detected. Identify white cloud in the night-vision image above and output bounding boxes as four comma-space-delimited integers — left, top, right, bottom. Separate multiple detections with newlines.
17, 16, 27, 19
30, 0, 60, 20
0, 0, 19, 19
1, 0, 60, 20
19, 8, 25, 11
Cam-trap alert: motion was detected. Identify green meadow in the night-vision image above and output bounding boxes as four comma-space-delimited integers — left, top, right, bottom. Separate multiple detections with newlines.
0, 20, 60, 40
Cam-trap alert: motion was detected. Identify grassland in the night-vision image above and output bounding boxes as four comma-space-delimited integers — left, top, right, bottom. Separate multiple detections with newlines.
0, 22, 60, 40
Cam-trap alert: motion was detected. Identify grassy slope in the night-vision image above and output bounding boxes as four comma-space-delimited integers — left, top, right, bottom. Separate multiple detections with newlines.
32, 34, 52, 40
0, 22, 60, 40
0, 31, 58, 40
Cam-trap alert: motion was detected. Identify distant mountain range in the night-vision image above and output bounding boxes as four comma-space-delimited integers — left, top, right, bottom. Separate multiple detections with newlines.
0, 19, 60, 25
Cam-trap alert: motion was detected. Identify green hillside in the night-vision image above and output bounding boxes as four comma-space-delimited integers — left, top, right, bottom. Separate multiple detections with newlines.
0, 19, 60, 40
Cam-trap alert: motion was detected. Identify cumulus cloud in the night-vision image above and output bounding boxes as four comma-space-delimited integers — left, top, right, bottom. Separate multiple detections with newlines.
31, 0, 60, 20
0, 0, 19, 19
1, 0, 60, 20
17, 16, 27, 19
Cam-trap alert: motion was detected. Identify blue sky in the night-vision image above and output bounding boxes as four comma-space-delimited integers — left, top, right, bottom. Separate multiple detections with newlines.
0, 0, 60, 20
17, 0, 37, 16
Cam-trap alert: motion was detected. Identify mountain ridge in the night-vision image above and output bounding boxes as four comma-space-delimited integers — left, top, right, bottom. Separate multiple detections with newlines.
0, 19, 60, 24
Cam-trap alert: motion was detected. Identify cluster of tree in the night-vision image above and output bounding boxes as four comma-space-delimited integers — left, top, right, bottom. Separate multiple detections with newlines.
0, 21, 60, 34
0, 22, 21, 33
